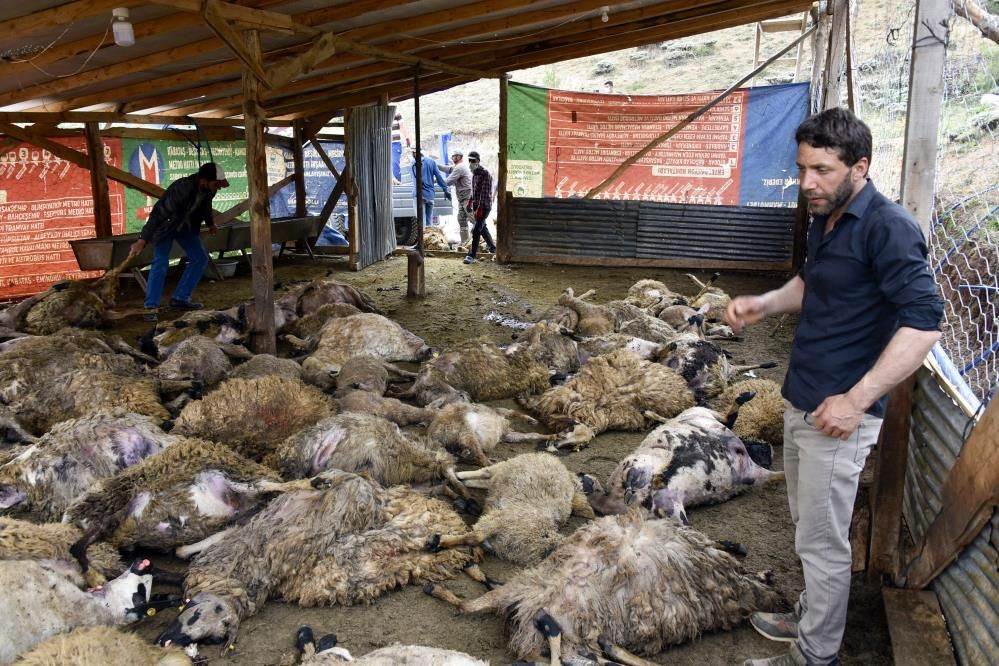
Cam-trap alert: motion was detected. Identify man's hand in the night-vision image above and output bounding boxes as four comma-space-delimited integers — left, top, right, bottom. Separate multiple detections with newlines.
128, 238, 146, 257
811, 393, 865, 440
444, 191, 452, 201
725, 295, 768, 334
466, 201, 474, 213
207, 224, 218, 235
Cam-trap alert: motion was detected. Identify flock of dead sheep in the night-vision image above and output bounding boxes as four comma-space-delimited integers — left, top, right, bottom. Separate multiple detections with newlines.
0, 266, 790, 665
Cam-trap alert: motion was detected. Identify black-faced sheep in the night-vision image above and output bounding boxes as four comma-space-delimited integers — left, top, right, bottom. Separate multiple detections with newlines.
139, 309, 246, 360
64, 437, 283, 552
172, 376, 333, 461
397, 337, 550, 407
12, 626, 192, 666
658, 333, 775, 403
288, 313, 431, 391
430, 453, 594, 566
0, 410, 176, 519
270, 413, 462, 492
585, 405, 783, 524
0, 517, 123, 586
0, 558, 155, 665
156, 470, 478, 652
426, 512, 784, 663
292, 625, 486, 665
427, 403, 554, 467
519, 349, 696, 449
710, 378, 784, 446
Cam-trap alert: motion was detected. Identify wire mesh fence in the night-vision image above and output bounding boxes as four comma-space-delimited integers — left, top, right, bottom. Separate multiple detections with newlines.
854, 1, 999, 408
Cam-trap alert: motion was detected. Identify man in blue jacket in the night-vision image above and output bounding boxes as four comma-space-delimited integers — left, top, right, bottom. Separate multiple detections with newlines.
731, 108, 943, 666
128, 162, 229, 321
411, 151, 450, 226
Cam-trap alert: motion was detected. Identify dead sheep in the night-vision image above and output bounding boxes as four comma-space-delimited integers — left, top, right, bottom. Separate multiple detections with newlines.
291, 626, 486, 665
397, 337, 550, 406
557, 288, 648, 336
658, 333, 775, 403
0, 517, 123, 586
422, 225, 453, 251
0, 410, 176, 519
286, 276, 381, 316
429, 453, 594, 566
172, 376, 333, 461
334, 355, 417, 395
156, 335, 253, 387
0, 558, 155, 665
573, 332, 665, 363
271, 413, 462, 492
282, 303, 363, 340
0, 405, 34, 447
230, 353, 303, 381
624, 278, 688, 314
331, 356, 431, 426
585, 405, 783, 524
287, 313, 431, 391
335, 389, 434, 427
0, 269, 134, 336
12, 626, 191, 666
139, 309, 247, 359
426, 512, 784, 663
64, 437, 285, 552
427, 403, 554, 467
156, 470, 478, 652
519, 349, 696, 449
686, 272, 732, 321
507, 320, 580, 376
710, 378, 785, 447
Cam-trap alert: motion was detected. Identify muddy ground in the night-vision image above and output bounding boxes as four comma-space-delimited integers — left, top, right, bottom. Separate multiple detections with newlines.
107, 253, 891, 665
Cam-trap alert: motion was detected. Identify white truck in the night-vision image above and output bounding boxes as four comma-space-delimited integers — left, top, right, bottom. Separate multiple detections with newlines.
393, 164, 453, 245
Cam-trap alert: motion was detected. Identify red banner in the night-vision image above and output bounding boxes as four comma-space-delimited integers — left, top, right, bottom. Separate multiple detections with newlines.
0, 138, 125, 300
543, 89, 747, 204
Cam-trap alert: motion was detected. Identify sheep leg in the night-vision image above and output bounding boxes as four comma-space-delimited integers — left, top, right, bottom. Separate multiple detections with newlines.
455, 468, 494, 481
642, 410, 670, 424
729, 360, 778, 375
158, 379, 197, 394
501, 431, 555, 444
533, 610, 562, 666
462, 562, 501, 590
427, 532, 483, 551
571, 492, 595, 518
283, 334, 310, 351
422, 582, 466, 609
444, 467, 472, 498
176, 528, 234, 559
549, 422, 596, 451
381, 360, 418, 382
597, 638, 659, 666
493, 406, 538, 425
767, 471, 786, 484
253, 474, 336, 494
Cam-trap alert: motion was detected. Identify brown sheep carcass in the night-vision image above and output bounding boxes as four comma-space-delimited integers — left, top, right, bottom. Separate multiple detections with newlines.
13, 626, 191, 666
624, 278, 688, 314
229, 353, 303, 381
172, 376, 333, 461
427, 403, 553, 467
332, 355, 431, 426
710, 378, 785, 446
427, 512, 784, 663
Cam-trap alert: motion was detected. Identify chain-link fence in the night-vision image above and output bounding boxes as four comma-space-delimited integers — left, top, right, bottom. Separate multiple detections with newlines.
854, 1, 998, 408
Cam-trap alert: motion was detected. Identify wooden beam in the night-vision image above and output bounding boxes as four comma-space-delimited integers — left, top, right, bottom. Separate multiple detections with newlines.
0, 122, 164, 199
149, 0, 318, 37
293, 121, 307, 218
241, 30, 276, 355
954, 0, 999, 44
318, 168, 346, 227
822, 0, 849, 110
900, 0, 952, 236
215, 174, 294, 226
868, 375, 917, 580
882, 589, 956, 665
84, 122, 113, 238
309, 137, 341, 180
0, 111, 291, 127
506, 253, 791, 272
203, 0, 272, 87
585, 24, 817, 198
267, 33, 338, 90
0, 0, 140, 36
497, 76, 511, 264
810, 4, 832, 113
901, 394, 998, 589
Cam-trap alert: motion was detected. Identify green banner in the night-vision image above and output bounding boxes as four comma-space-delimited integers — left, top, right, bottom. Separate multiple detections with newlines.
506, 83, 549, 198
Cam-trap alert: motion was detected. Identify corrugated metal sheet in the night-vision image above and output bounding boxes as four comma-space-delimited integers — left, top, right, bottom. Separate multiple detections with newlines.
347, 105, 395, 270
509, 197, 794, 267
904, 368, 999, 666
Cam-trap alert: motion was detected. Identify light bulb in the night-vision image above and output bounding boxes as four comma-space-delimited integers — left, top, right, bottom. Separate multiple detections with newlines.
601, 6, 610, 22
112, 7, 135, 47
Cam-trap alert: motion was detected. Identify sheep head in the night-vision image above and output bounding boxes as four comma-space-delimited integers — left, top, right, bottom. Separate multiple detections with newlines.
158, 593, 240, 651
95, 558, 156, 624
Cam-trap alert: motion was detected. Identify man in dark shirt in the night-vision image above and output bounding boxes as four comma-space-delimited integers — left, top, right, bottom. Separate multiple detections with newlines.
128, 162, 228, 321
462, 150, 496, 264
728, 108, 942, 666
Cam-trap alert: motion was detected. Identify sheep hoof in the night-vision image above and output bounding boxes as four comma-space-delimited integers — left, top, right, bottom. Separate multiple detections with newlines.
425, 534, 442, 552
316, 634, 338, 651
422, 582, 436, 595
533, 609, 561, 638
484, 577, 500, 591
310, 475, 334, 490
453, 497, 482, 517
715, 540, 748, 558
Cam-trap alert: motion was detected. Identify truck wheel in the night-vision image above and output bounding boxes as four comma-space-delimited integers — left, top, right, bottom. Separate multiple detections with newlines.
395, 217, 418, 246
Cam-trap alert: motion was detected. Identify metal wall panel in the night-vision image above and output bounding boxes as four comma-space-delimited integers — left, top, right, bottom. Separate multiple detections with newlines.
347, 106, 395, 270
904, 368, 999, 666
509, 197, 794, 267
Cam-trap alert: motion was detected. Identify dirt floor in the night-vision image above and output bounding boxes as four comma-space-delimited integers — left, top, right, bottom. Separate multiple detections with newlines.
108, 252, 892, 665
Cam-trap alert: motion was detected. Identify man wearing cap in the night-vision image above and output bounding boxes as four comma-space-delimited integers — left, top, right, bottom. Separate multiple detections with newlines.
463, 151, 496, 264
128, 162, 229, 321
442, 150, 472, 245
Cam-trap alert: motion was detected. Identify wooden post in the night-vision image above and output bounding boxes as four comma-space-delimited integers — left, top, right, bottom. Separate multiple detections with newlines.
344, 108, 361, 271
868, 374, 917, 580
496, 75, 510, 263
83, 121, 112, 238
292, 120, 307, 217
900, 0, 952, 236
408, 65, 426, 298
810, 3, 832, 113
241, 29, 276, 355
822, 0, 849, 110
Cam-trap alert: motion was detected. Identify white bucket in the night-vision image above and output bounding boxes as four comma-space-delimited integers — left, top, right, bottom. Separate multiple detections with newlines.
206, 259, 238, 278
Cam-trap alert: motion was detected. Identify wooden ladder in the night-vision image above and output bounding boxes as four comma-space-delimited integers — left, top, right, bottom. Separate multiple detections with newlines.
752, 12, 811, 85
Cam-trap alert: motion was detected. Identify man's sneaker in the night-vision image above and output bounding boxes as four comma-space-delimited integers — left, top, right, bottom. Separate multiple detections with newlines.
169, 298, 204, 310
463, 256, 475, 264
750, 610, 800, 643
142, 310, 159, 322
486, 245, 497, 254
743, 642, 809, 666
